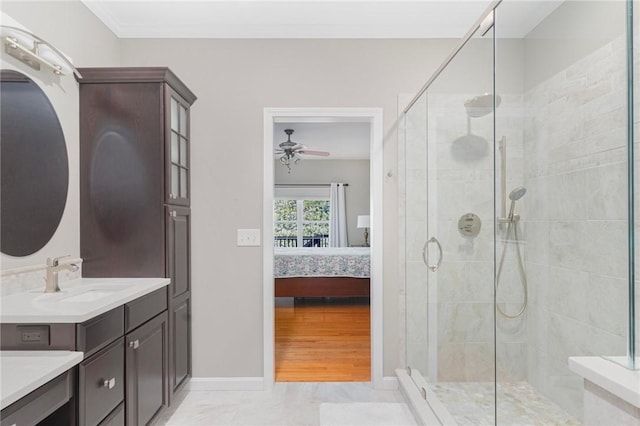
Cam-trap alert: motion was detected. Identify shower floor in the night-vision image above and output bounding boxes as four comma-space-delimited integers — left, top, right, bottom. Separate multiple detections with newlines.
431, 381, 581, 425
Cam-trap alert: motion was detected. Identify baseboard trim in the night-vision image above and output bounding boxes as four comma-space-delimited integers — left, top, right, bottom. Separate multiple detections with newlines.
382, 376, 399, 390
187, 377, 265, 391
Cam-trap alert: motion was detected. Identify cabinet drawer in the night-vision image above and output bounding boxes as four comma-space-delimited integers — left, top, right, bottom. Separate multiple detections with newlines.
98, 402, 124, 426
0, 369, 73, 426
79, 338, 125, 426
77, 307, 124, 358
125, 288, 167, 333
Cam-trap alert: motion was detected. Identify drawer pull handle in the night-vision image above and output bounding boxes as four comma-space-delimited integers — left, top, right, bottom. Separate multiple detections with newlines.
103, 378, 116, 389
129, 340, 139, 349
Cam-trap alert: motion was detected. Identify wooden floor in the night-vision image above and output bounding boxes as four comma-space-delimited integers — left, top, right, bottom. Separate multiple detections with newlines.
275, 298, 371, 382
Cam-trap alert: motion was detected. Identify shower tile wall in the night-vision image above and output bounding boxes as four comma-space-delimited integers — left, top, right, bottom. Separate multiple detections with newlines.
404, 91, 526, 382
431, 94, 525, 383
522, 34, 628, 419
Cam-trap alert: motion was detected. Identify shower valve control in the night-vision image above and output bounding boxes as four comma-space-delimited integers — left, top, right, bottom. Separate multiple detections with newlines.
458, 213, 481, 238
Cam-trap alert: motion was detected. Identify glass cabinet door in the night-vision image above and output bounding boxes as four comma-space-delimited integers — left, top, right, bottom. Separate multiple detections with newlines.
167, 86, 190, 206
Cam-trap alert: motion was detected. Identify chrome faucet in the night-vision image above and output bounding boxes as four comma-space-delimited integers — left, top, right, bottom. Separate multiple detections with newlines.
45, 256, 79, 293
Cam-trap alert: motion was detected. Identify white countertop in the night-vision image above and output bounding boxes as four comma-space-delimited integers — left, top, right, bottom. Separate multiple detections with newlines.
1, 350, 84, 409
1, 277, 170, 323
569, 356, 640, 408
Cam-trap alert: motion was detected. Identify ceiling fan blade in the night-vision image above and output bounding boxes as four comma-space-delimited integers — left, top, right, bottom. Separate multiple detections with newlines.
292, 144, 307, 150
298, 150, 330, 157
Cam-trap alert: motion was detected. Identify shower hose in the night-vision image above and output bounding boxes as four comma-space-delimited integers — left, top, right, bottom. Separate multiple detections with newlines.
495, 219, 528, 319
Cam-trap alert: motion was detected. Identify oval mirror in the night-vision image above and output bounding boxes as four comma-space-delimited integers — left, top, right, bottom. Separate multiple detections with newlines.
1, 70, 69, 256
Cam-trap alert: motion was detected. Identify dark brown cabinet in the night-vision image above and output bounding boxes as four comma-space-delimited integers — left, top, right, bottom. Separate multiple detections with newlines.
167, 206, 190, 299
125, 312, 169, 426
165, 86, 191, 207
78, 67, 196, 407
78, 338, 125, 426
170, 296, 191, 393
0, 288, 168, 426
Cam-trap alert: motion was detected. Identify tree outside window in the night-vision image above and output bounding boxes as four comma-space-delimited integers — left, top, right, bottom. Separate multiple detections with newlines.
274, 199, 330, 247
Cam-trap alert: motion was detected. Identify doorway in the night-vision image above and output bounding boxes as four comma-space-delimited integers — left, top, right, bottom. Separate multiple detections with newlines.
263, 108, 384, 389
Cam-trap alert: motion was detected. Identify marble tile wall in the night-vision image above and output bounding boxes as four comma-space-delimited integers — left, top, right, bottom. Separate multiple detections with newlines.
1, 266, 81, 296
403, 91, 526, 382
522, 35, 629, 419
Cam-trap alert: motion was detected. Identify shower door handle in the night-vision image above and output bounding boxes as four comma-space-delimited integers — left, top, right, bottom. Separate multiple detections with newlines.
422, 236, 443, 272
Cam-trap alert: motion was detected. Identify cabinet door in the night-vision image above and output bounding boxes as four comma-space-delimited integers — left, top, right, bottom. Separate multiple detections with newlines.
166, 206, 190, 299
125, 312, 168, 426
165, 85, 190, 206
80, 82, 165, 278
78, 338, 124, 426
170, 296, 191, 397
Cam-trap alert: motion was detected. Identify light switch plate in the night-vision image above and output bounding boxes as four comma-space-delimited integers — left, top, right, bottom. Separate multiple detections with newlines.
237, 229, 261, 247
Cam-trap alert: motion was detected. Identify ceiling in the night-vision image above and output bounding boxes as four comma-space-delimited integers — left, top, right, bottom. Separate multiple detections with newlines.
81, 1, 565, 39
274, 122, 370, 160
82, 1, 494, 39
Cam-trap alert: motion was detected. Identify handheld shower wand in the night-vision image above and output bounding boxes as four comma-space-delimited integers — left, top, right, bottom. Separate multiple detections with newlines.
496, 185, 528, 319
507, 186, 526, 220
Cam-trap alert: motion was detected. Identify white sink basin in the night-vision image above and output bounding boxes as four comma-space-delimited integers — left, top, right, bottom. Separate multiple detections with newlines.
60, 289, 121, 303
29, 283, 131, 303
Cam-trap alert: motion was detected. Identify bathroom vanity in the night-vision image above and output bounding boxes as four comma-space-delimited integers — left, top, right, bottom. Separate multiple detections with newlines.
0, 277, 169, 426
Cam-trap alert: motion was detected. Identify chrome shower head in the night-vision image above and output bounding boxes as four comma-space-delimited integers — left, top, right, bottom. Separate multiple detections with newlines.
507, 186, 526, 220
464, 93, 502, 118
509, 186, 527, 201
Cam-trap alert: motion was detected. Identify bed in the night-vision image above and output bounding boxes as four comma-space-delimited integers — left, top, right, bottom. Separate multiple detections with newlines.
274, 247, 370, 297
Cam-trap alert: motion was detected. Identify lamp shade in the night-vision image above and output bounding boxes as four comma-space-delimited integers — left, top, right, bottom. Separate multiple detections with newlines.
357, 215, 370, 229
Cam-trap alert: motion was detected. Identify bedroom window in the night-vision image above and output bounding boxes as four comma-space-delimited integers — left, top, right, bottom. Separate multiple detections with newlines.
274, 199, 330, 247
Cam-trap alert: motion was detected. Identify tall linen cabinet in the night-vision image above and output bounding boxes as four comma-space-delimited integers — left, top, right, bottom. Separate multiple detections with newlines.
78, 67, 196, 410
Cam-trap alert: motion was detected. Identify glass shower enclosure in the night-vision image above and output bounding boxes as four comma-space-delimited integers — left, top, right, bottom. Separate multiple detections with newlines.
401, 0, 637, 424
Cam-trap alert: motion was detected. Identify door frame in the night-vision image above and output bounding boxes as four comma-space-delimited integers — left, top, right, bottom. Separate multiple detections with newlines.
263, 107, 384, 389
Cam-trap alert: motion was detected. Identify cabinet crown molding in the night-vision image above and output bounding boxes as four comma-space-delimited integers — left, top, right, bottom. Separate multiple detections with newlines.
76, 67, 197, 105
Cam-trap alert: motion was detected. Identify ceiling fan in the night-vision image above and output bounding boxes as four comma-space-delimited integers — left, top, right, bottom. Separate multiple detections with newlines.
275, 129, 330, 173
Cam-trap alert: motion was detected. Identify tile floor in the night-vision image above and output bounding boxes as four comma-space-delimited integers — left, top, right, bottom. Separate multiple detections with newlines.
432, 381, 581, 426
157, 382, 409, 425
319, 402, 417, 425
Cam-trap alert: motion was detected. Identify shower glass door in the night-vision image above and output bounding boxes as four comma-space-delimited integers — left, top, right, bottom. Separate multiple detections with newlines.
404, 19, 497, 424
493, 0, 632, 423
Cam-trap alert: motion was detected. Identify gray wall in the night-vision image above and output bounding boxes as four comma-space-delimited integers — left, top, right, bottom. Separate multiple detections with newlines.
274, 159, 371, 246
118, 37, 459, 378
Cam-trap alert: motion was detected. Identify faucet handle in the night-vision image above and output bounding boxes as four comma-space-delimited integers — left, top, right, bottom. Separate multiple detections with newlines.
47, 255, 71, 267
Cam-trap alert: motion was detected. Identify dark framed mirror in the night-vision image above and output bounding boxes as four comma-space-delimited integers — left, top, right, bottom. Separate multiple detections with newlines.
1, 69, 69, 256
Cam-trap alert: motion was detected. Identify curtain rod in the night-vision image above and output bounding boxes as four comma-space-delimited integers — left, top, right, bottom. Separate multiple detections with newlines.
275, 183, 348, 188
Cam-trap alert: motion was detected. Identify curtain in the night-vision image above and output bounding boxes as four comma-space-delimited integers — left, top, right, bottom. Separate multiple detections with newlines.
329, 183, 348, 247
